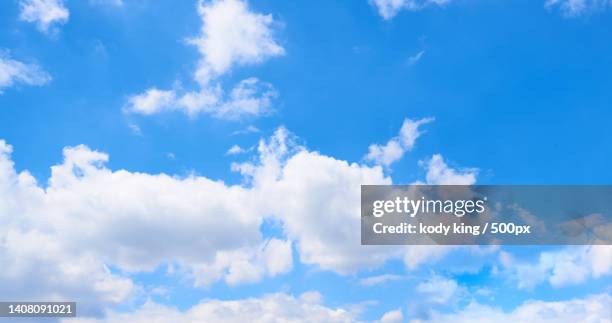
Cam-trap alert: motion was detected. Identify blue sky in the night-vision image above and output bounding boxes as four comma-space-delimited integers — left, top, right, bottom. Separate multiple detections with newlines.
0, 0, 611, 322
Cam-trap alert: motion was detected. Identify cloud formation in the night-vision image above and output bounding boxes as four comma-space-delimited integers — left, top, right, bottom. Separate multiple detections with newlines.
0, 138, 293, 312
0, 51, 51, 93
370, 0, 452, 20
411, 293, 612, 323
0, 119, 479, 313
126, 0, 284, 119
19, 0, 69, 34
500, 245, 612, 289
365, 117, 434, 167
63, 292, 358, 323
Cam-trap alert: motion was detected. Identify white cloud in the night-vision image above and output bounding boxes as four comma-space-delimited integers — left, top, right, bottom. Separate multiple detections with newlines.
0, 123, 481, 308
234, 127, 477, 274
89, 0, 124, 6
359, 274, 406, 286
0, 138, 293, 310
0, 51, 51, 93
299, 290, 324, 304
214, 78, 277, 119
227, 144, 247, 155
416, 275, 461, 304
0, 142, 133, 311
421, 154, 477, 185
190, 0, 284, 83
545, 0, 612, 17
19, 0, 69, 34
371, 0, 610, 19
370, 0, 452, 20
248, 130, 398, 273
410, 293, 612, 323
63, 293, 358, 323
379, 309, 404, 323
365, 117, 434, 167
408, 50, 426, 65
126, 0, 284, 119
366, 139, 404, 167
500, 246, 612, 289
126, 88, 177, 115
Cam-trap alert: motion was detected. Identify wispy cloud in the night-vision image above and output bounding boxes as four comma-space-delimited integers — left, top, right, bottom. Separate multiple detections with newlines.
408, 50, 426, 65
370, 0, 452, 20
365, 117, 434, 167
232, 125, 261, 136
545, 0, 612, 17
0, 51, 51, 93
358, 274, 407, 286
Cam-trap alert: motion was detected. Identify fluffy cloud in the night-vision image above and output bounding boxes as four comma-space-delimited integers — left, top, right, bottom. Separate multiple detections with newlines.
421, 154, 477, 185
370, 0, 452, 20
236, 128, 398, 273
0, 142, 133, 312
236, 127, 477, 274
190, 0, 284, 83
545, 0, 612, 17
411, 293, 612, 323
125, 88, 176, 115
0, 122, 478, 311
126, 0, 283, 119
63, 293, 358, 323
365, 117, 434, 167
0, 51, 51, 93
19, 0, 69, 34
227, 144, 248, 155
500, 245, 612, 289
0, 138, 292, 311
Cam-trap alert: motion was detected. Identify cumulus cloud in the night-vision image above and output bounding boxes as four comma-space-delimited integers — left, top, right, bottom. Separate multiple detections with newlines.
0, 123, 480, 310
365, 117, 434, 167
0, 51, 51, 93
236, 128, 398, 273
421, 154, 478, 185
0, 138, 293, 311
545, 0, 612, 17
500, 246, 612, 289
126, 0, 284, 119
190, 0, 284, 83
410, 293, 612, 323
370, 0, 452, 20
0, 142, 133, 313
63, 293, 358, 323
19, 0, 69, 34
234, 126, 477, 274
